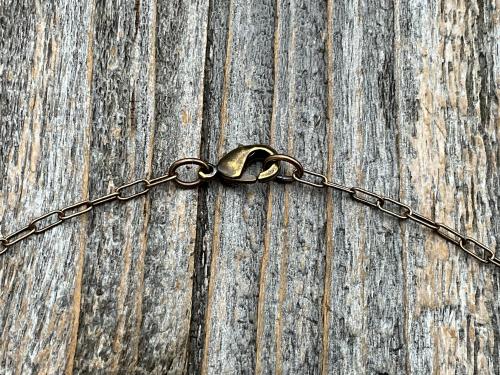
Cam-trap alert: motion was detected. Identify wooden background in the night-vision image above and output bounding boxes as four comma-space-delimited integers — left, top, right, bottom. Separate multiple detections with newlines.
0, 0, 499, 374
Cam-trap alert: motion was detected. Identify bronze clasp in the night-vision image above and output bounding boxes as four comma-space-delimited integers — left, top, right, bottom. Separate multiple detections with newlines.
207, 144, 281, 184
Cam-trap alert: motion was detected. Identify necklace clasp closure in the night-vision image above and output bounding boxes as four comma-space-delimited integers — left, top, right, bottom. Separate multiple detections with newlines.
208, 144, 281, 184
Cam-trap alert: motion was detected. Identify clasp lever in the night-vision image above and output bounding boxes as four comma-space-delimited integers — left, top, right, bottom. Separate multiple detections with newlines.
205, 144, 280, 184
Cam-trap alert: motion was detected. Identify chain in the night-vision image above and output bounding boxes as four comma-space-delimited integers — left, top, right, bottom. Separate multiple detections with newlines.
0, 159, 217, 255
1, 150, 498, 269
263, 154, 499, 267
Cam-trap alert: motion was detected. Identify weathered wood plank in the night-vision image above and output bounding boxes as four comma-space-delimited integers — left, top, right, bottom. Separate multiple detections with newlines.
72, 0, 156, 372
71, 0, 209, 373
322, 0, 408, 373
1, 0, 499, 374
138, 0, 208, 373
197, 0, 277, 373
256, 1, 331, 374
0, 1, 95, 373
187, 0, 233, 371
1, 0, 210, 373
396, 0, 500, 373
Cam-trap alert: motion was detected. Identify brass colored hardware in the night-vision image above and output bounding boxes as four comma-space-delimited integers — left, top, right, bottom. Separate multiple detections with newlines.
0, 146, 498, 268
213, 144, 280, 184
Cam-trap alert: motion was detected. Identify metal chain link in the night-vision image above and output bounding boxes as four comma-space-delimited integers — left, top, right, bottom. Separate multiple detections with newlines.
1, 151, 498, 269
265, 153, 499, 268
0, 158, 216, 255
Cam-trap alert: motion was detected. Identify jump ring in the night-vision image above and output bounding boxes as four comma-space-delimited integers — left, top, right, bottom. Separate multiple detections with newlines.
168, 158, 216, 188
263, 154, 304, 183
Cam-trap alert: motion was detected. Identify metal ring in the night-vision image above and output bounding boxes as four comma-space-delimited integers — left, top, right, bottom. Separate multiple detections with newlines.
263, 154, 304, 183
91, 192, 120, 206
59, 200, 93, 220
292, 169, 328, 188
376, 197, 413, 220
459, 237, 494, 264
168, 158, 215, 188
0, 237, 9, 255
116, 179, 151, 201
350, 187, 384, 208
408, 212, 439, 230
198, 162, 218, 181
146, 174, 178, 188
30, 210, 64, 234
434, 223, 463, 246
3, 225, 36, 247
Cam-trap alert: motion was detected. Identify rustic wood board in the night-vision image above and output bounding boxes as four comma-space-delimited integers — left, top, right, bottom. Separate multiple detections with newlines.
0, 0, 498, 374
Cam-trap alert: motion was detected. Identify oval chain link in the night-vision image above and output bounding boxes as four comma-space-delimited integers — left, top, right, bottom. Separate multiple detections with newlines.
0, 158, 216, 255
60, 201, 93, 220
116, 179, 151, 201
272, 155, 498, 268
30, 210, 64, 234
0, 153, 497, 268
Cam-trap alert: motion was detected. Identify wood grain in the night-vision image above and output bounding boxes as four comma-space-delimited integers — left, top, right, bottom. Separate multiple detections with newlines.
0, 0, 498, 374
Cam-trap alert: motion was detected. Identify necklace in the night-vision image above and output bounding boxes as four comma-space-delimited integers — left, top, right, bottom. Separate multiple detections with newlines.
1, 144, 498, 268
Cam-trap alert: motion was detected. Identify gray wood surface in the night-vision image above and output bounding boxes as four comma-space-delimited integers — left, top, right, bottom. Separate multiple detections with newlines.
0, 0, 499, 374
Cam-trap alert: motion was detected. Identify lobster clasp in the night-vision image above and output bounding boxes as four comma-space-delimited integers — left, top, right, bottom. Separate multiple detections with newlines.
210, 144, 280, 184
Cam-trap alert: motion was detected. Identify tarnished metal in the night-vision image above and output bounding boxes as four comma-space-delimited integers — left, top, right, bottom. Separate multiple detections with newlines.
116, 179, 151, 201
60, 201, 93, 220
215, 145, 280, 183
350, 187, 384, 208
0, 146, 497, 269
30, 210, 64, 234
169, 158, 217, 188
377, 197, 413, 220
459, 237, 494, 264
2, 225, 36, 247
263, 154, 304, 183
408, 212, 439, 230
91, 192, 120, 206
